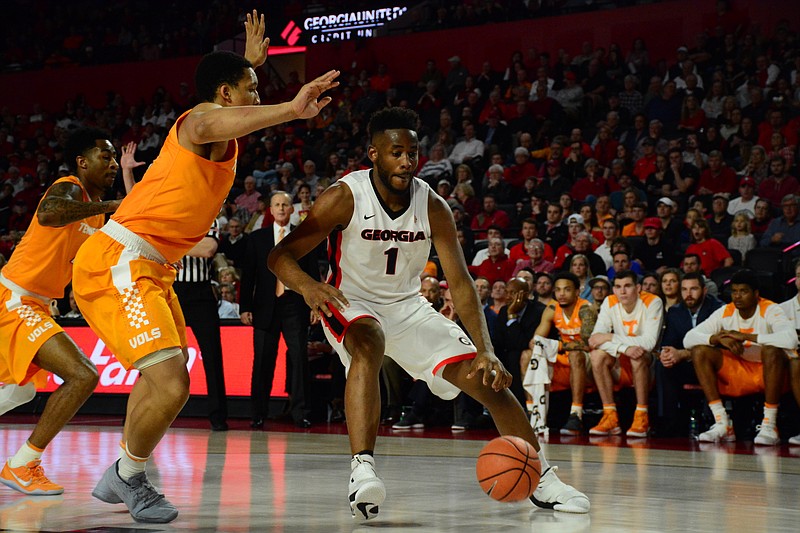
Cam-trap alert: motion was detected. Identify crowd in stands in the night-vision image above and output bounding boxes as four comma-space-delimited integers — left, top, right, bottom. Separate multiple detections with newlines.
2, 0, 799, 441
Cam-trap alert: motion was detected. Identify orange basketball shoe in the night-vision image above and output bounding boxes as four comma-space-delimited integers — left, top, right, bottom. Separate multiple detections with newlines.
626, 410, 649, 438
589, 410, 621, 435
0, 460, 64, 496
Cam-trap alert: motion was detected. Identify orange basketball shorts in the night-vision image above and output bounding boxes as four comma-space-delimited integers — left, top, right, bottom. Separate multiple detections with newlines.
72, 226, 186, 370
717, 350, 764, 397
0, 276, 62, 387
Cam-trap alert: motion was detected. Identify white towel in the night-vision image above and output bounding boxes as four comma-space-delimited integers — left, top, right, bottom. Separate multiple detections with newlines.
523, 336, 561, 434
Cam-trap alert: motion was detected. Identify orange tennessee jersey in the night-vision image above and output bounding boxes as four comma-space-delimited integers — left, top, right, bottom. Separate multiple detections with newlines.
2, 176, 103, 298
553, 298, 590, 344
112, 110, 238, 263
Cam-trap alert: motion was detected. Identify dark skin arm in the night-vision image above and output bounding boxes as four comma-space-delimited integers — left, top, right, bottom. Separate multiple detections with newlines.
268, 181, 353, 316
37, 182, 120, 228
428, 191, 510, 391
563, 303, 597, 352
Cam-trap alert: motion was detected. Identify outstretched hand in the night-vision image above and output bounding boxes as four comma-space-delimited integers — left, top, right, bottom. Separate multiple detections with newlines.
244, 9, 269, 68
291, 70, 340, 119
120, 142, 145, 171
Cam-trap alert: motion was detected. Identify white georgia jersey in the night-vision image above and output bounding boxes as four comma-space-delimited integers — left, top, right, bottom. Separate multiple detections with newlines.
327, 170, 432, 304
684, 298, 798, 361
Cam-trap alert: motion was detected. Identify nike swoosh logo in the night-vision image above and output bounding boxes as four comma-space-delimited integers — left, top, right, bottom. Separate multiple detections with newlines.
356, 502, 377, 519
364, 214, 376, 220
8, 469, 33, 487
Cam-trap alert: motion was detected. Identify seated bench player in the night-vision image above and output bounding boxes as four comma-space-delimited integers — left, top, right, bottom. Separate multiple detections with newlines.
588, 270, 664, 438
531, 272, 598, 435
685, 270, 798, 444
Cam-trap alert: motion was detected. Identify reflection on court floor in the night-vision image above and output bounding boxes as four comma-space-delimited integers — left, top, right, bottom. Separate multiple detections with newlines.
0, 423, 799, 532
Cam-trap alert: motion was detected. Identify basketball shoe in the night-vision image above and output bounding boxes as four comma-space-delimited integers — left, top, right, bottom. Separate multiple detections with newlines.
754, 425, 780, 446
0, 383, 36, 416
392, 411, 424, 430
788, 433, 800, 446
589, 410, 621, 435
0, 460, 63, 496
698, 420, 735, 443
349, 454, 385, 520
560, 413, 583, 435
92, 461, 178, 523
530, 466, 590, 513
626, 410, 649, 438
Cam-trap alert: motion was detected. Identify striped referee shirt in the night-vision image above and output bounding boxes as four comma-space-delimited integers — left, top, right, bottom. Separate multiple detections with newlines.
175, 219, 219, 283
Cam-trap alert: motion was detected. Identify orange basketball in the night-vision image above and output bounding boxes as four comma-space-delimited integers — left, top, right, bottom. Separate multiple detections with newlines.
476, 436, 541, 502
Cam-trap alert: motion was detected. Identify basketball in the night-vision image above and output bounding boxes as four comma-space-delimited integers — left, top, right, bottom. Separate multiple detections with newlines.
476, 436, 541, 502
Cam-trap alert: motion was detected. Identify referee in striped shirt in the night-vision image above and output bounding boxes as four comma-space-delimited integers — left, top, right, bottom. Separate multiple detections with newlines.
173, 219, 228, 431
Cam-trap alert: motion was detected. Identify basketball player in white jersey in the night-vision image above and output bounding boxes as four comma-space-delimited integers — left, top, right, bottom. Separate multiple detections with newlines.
269, 107, 589, 520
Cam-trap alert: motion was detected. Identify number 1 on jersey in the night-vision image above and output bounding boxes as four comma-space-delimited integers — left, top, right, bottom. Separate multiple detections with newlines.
384, 248, 399, 275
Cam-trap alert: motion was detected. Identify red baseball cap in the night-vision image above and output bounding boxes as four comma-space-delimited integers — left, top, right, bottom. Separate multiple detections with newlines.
644, 217, 661, 229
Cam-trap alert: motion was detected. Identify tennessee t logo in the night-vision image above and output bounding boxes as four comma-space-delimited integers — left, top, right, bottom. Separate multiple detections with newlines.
623, 319, 638, 336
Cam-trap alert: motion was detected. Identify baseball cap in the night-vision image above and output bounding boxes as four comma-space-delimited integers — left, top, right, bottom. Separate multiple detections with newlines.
567, 214, 584, 225
448, 55, 461, 63
677, 46, 688, 53
713, 193, 729, 202
438, 178, 451, 187
589, 275, 610, 288
740, 176, 756, 187
644, 217, 661, 229
657, 197, 676, 208
58, 163, 70, 173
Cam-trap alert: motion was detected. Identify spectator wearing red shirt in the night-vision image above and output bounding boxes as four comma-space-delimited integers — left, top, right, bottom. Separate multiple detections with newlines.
685, 218, 733, 276
508, 218, 554, 263
633, 137, 657, 183
570, 159, 608, 203
470, 194, 510, 239
696, 150, 737, 197
758, 156, 799, 209
553, 214, 586, 269
505, 147, 539, 190
469, 237, 516, 284
369, 63, 392, 94
592, 124, 619, 168
756, 109, 798, 149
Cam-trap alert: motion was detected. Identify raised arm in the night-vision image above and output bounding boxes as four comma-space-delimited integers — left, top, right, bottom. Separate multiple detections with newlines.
182, 70, 340, 145
268, 182, 353, 316
244, 9, 269, 68
37, 181, 119, 227
120, 141, 145, 194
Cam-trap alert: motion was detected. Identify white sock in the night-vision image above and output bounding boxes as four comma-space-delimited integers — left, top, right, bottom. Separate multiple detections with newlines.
9, 441, 43, 468
709, 400, 728, 426
117, 443, 148, 481
762, 405, 778, 429
570, 404, 583, 418
537, 448, 550, 472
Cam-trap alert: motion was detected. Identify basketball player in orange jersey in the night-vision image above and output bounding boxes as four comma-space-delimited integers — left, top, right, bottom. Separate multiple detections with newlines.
532, 272, 597, 436
71, 11, 339, 524
269, 107, 589, 520
0, 127, 120, 496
